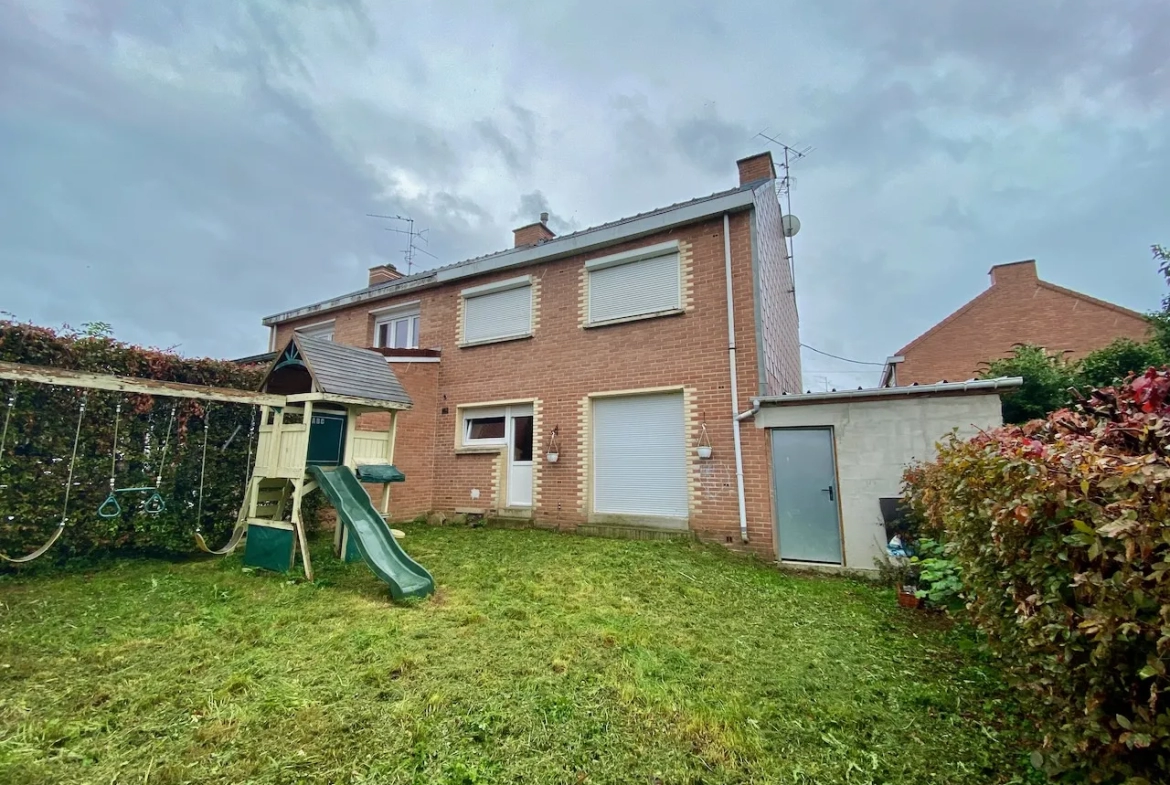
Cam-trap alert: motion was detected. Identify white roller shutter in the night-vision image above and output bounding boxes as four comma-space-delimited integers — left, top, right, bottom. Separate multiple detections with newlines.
588, 253, 680, 323
463, 285, 532, 344
593, 392, 688, 519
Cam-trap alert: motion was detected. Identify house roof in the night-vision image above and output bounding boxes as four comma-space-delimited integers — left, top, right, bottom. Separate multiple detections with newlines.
755, 377, 1023, 407
262, 182, 761, 326
262, 334, 412, 407
1034, 279, 1147, 322
232, 350, 278, 366
881, 263, 1150, 386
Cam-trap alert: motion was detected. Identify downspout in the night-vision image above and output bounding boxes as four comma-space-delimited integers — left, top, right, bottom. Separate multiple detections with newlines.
724, 213, 750, 544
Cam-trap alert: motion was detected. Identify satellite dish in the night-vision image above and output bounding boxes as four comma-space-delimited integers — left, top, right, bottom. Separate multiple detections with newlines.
781, 214, 801, 238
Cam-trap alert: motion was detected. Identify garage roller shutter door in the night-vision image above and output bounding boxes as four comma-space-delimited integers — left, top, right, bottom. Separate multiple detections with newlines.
593, 392, 688, 518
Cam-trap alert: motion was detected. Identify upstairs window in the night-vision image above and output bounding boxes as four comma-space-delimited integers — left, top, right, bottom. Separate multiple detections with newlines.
586, 241, 681, 325
373, 302, 421, 349
296, 321, 334, 341
461, 275, 533, 346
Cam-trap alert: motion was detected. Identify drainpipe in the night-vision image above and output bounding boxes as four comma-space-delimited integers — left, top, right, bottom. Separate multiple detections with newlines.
735, 400, 760, 421
724, 213, 749, 544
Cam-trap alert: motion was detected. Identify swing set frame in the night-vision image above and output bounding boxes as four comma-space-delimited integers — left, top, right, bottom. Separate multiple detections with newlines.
0, 361, 283, 563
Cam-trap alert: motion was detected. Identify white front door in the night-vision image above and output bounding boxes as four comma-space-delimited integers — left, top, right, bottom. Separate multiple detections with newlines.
592, 392, 688, 521
506, 406, 534, 507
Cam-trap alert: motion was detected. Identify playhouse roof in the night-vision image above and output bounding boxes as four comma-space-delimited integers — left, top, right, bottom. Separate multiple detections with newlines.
263, 334, 412, 409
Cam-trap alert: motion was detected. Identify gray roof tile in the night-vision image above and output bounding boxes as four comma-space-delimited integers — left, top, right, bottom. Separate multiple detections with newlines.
292, 334, 412, 407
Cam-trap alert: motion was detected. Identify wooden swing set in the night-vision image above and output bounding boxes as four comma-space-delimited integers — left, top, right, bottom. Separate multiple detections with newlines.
0, 335, 415, 583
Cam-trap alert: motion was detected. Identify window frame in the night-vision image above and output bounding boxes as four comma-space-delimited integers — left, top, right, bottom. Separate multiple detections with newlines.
295, 320, 335, 342
458, 403, 535, 449
461, 406, 510, 447
372, 301, 421, 349
585, 241, 683, 327
460, 275, 534, 347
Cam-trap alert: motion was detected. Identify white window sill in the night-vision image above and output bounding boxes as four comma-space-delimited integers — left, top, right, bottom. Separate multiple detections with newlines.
584, 308, 684, 330
459, 333, 533, 349
454, 445, 505, 455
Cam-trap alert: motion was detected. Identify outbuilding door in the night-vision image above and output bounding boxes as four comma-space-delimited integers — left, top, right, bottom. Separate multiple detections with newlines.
770, 427, 843, 564
593, 392, 688, 520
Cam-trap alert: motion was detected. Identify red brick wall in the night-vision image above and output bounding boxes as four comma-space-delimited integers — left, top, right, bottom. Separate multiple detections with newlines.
357, 361, 439, 520
275, 212, 788, 557
897, 261, 1152, 385
752, 183, 802, 395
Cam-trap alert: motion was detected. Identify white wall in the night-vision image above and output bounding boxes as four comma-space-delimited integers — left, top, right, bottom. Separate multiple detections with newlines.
754, 393, 1004, 571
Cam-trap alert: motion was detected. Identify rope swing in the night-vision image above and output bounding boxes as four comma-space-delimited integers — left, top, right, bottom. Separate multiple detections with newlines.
194, 406, 255, 555
0, 390, 88, 563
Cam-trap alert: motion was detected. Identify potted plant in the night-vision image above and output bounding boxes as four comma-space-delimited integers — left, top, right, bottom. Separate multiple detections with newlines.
695, 423, 713, 460
545, 428, 559, 463
897, 583, 922, 609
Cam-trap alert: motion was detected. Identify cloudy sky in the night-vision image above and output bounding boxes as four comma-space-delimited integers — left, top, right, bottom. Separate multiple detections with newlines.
2, 0, 1166, 388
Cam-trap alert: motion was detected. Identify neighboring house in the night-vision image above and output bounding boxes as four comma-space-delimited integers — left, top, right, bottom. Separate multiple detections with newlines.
260, 152, 801, 557
882, 260, 1151, 386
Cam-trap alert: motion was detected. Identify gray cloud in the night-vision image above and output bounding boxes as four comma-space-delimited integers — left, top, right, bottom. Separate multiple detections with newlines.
513, 191, 577, 236
673, 106, 753, 175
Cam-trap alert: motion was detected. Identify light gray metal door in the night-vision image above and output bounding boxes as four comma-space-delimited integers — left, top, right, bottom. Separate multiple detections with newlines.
770, 428, 842, 564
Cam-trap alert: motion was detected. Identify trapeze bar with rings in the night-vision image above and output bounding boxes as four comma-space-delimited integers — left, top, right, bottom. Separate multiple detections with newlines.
96, 401, 176, 519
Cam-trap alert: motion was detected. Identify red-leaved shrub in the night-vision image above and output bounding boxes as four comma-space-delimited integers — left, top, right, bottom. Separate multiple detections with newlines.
904, 368, 1170, 782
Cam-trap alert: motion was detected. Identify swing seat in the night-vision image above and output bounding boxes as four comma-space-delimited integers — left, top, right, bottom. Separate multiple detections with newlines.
0, 521, 65, 563
97, 494, 122, 519
195, 521, 247, 556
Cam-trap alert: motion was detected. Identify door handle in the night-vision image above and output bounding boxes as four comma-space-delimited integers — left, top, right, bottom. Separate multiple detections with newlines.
822, 485, 835, 502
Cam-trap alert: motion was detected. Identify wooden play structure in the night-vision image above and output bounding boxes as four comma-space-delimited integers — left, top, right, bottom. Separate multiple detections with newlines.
0, 334, 434, 600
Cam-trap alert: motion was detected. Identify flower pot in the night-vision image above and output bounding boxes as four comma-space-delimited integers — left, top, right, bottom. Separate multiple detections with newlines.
897, 586, 922, 609
697, 446, 713, 460
546, 452, 559, 463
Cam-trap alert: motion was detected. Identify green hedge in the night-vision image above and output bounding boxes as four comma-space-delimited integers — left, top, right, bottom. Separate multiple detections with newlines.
904, 369, 1170, 781
0, 321, 266, 563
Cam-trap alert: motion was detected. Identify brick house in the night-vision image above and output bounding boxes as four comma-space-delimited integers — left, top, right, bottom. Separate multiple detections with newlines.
260, 152, 800, 556
881, 260, 1151, 386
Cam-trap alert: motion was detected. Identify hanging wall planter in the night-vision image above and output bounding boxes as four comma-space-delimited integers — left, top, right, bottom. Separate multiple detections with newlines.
695, 423, 713, 459
545, 427, 560, 463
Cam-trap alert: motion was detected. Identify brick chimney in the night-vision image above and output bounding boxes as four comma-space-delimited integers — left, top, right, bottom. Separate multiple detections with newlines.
513, 212, 555, 248
989, 260, 1038, 287
736, 151, 775, 186
369, 263, 403, 286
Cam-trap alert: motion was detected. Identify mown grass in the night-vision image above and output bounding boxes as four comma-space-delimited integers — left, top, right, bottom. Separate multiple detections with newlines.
0, 525, 1035, 784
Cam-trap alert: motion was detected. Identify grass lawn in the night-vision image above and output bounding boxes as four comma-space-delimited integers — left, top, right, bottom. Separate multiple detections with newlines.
0, 525, 1035, 784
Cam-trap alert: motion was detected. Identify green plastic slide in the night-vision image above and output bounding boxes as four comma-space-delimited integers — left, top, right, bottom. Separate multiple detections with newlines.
307, 465, 435, 601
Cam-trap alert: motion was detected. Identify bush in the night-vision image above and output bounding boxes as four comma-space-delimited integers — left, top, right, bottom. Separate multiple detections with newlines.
982, 345, 1079, 424
0, 320, 265, 562
1078, 339, 1167, 391
909, 537, 963, 608
904, 368, 1170, 781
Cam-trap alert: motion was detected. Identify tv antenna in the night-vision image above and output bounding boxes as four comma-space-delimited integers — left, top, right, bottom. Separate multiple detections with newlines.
755, 129, 812, 258
366, 213, 437, 275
